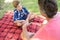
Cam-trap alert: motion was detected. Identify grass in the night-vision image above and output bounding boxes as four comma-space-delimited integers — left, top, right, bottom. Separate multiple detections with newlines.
0, 0, 60, 18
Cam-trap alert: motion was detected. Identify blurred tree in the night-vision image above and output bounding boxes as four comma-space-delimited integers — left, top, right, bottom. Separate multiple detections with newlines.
0, 0, 4, 10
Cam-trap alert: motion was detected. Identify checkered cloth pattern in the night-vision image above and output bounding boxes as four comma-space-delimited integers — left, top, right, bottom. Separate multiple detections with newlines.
0, 11, 22, 40
0, 10, 44, 40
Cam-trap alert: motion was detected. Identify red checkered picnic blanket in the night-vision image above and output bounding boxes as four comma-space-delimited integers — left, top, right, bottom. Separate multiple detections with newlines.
0, 10, 45, 40
0, 11, 22, 40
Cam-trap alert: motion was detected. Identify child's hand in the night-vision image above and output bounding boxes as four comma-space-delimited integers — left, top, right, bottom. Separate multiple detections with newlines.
17, 20, 26, 26
15, 20, 25, 23
17, 23, 22, 26
14, 20, 25, 26
14, 20, 20, 23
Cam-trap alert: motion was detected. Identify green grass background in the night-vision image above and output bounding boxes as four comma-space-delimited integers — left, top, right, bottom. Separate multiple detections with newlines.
0, 0, 60, 18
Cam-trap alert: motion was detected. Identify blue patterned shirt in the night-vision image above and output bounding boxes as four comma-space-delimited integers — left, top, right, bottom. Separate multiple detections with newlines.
13, 7, 29, 21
